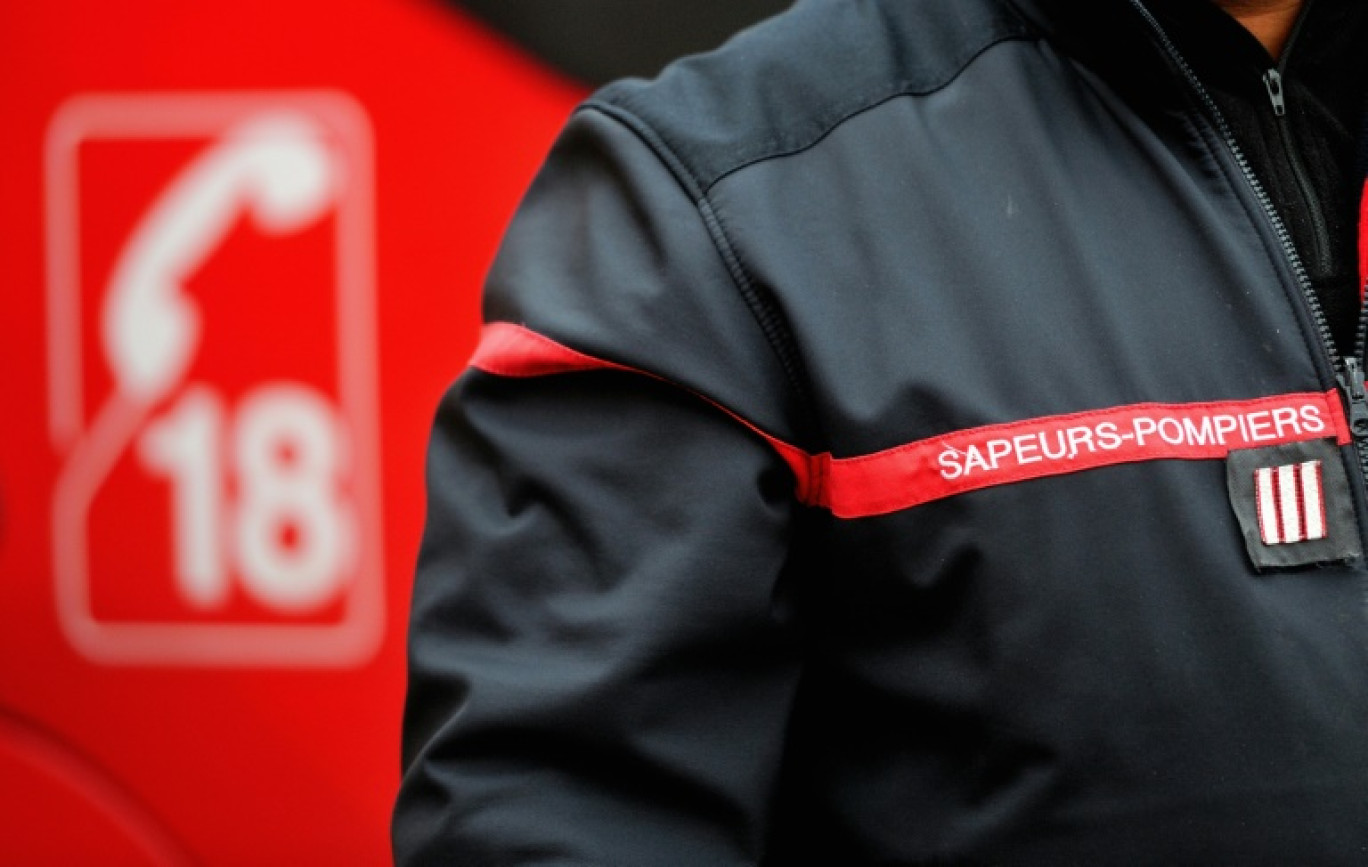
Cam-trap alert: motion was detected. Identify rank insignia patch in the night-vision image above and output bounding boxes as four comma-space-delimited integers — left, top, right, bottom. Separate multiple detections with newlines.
1227, 440, 1360, 570
1254, 461, 1326, 546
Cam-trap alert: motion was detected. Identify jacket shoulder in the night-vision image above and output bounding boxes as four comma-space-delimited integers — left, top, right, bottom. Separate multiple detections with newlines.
586, 0, 1037, 194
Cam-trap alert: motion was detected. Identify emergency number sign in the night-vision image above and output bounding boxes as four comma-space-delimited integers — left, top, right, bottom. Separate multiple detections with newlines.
45, 92, 384, 667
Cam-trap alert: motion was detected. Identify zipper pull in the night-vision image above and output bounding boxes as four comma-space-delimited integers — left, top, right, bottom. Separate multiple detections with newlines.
1340, 358, 1368, 439
1262, 69, 1287, 116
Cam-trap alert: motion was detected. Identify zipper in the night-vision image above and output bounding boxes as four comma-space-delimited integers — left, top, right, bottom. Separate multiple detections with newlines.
1257, 5, 1333, 275
1340, 358, 1368, 441
1262, 70, 1325, 266
1261, 69, 1286, 117
1127, 0, 1368, 483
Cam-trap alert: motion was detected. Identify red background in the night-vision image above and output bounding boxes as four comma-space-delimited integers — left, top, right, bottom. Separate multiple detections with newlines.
0, 1, 584, 863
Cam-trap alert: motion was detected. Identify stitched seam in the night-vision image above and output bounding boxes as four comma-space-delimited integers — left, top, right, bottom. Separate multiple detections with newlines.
697, 195, 818, 434
699, 31, 1035, 194
590, 28, 1036, 194
585, 102, 821, 445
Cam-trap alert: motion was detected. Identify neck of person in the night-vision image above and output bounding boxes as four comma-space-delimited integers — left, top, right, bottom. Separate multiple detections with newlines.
1208, 0, 1305, 58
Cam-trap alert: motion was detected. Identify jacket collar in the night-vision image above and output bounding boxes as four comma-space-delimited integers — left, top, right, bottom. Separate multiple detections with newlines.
1005, 0, 1192, 117
1008, 0, 1368, 152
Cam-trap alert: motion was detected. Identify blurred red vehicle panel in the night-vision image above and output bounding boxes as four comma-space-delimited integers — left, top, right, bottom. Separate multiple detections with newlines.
0, 0, 584, 863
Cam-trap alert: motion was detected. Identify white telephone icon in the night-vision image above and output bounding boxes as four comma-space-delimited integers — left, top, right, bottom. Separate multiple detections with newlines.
104, 113, 340, 404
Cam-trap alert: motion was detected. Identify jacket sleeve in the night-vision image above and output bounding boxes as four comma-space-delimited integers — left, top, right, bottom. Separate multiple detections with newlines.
393, 106, 812, 865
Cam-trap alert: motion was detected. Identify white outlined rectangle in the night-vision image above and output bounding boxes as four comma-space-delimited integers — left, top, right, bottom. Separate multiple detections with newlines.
46, 92, 384, 667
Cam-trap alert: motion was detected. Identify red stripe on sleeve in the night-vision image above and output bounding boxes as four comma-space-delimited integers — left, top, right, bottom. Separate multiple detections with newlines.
468, 323, 823, 503
469, 322, 632, 378
468, 323, 1351, 519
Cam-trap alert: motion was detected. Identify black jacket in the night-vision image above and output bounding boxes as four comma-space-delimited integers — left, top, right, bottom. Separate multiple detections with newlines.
397, 0, 1368, 863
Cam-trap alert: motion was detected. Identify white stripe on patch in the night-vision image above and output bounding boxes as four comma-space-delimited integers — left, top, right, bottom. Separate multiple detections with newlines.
1301, 461, 1326, 541
1256, 467, 1281, 545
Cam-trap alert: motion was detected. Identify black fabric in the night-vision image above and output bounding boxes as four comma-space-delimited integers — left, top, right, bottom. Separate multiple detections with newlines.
1150, 0, 1368, 354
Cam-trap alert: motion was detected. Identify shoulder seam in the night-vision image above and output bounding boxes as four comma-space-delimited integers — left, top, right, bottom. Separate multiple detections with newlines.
581, 102, 822, 442
586, 25, 1037, 194
704, 29, 1037, 193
